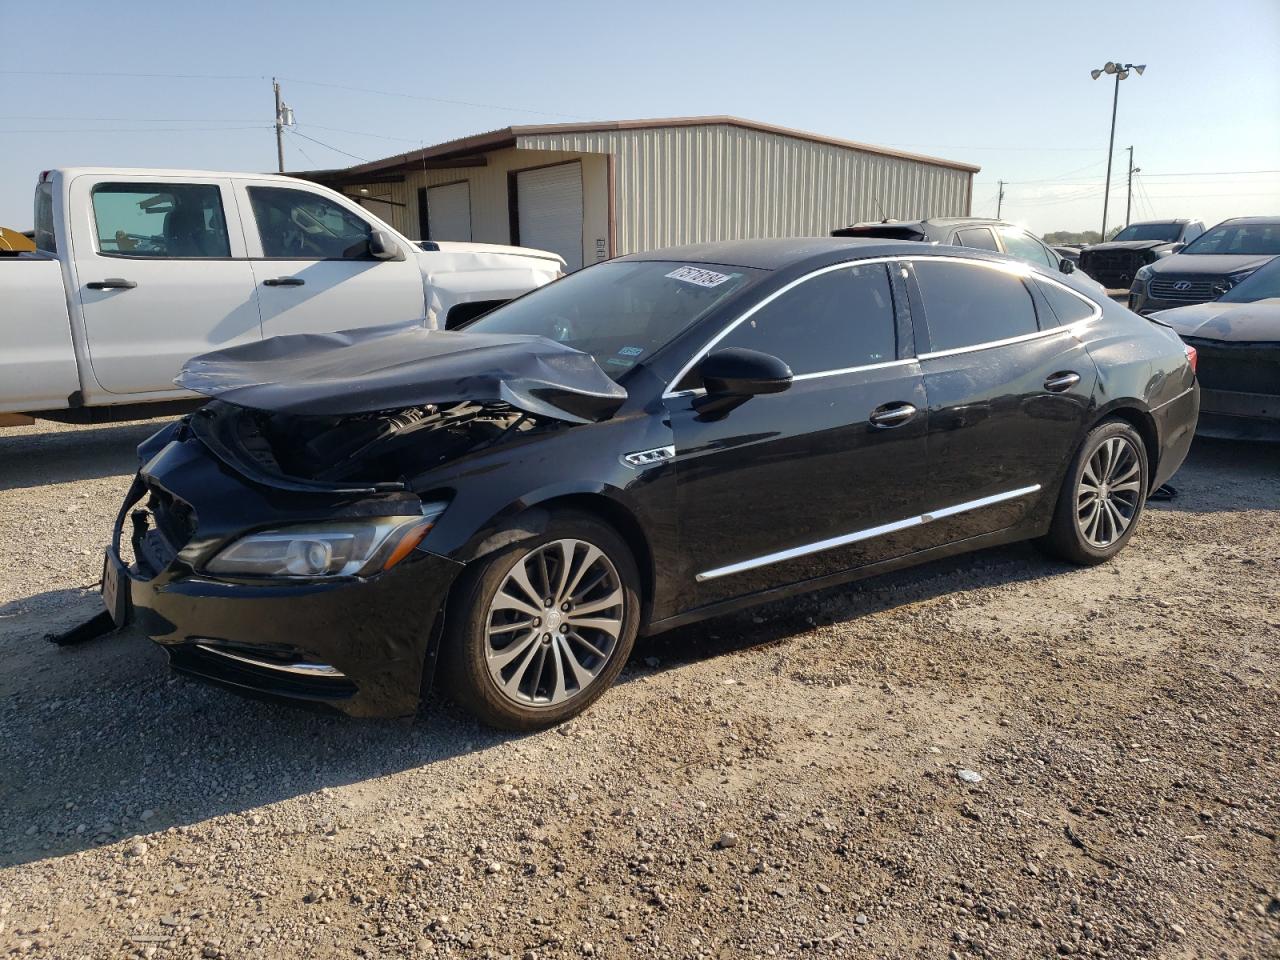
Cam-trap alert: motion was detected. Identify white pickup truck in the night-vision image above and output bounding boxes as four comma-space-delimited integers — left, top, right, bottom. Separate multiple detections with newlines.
1, 168, 564, 426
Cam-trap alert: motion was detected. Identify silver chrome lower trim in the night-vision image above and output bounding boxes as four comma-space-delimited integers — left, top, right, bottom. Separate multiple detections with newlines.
194, 643, 346, 678
695, 484, 1042, 581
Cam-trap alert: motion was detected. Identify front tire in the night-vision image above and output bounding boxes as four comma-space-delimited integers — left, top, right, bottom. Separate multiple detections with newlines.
1039, 419, 1149, 566
440, 511, 640, 730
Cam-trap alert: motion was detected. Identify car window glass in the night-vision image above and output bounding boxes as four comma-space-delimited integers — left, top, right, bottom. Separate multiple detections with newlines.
34, 181, 56, 253
696, 263, 897, 381
998, 227, 1056, 267
1183, 222, 1280, 255
1035, 279, 1096, 326
954, 227, 999, 251
915, 260, 1039, 351
91, 182, 230, 258
248, 186, 373, 259
469, 260, 761, 382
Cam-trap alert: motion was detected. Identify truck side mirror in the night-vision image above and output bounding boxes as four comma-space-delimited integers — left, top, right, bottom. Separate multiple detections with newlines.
369, 229, 403, 261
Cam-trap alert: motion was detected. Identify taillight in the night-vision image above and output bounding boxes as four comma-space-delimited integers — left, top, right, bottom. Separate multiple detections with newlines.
1184, 344, 1197, 374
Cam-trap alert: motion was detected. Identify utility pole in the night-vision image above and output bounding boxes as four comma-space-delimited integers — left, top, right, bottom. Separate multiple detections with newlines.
1090, 61, 1145, 241
273, 78, 285, 173
996, 180, 1005, 219
1125, 146, 1140, 228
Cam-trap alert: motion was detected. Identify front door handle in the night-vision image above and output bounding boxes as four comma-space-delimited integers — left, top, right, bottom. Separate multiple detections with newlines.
1044, 371, 1081, 392
86, 278, 137, 290
263, 277, 305, 287
869, 401, 918, 428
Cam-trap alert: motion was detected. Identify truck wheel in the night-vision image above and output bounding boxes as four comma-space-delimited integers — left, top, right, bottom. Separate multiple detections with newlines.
440, 511, 640, 730
1038, 419, 1149, 566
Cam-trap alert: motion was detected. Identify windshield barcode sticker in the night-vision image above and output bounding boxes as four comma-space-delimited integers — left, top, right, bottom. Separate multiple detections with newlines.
666, 266, 733, 288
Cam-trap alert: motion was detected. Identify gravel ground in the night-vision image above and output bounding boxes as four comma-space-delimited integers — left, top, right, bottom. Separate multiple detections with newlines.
1, 419, 1277, 960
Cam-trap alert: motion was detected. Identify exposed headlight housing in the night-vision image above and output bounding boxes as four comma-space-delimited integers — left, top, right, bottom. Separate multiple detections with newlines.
1134, 264, 1155, 283
205, 503, 448, 579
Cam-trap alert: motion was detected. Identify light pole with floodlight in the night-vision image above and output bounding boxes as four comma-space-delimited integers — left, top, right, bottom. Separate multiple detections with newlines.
1090, 61, 1145, 240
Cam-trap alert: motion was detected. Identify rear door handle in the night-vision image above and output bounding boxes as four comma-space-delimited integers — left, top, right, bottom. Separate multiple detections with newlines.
1044, 371, 1081, 392
86, 278, 136, 290
263, 277, 305, 287
869, 401, 918, 428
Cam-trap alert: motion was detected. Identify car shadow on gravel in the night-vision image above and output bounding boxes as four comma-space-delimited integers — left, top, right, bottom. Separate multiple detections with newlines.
0, 539, 1069, 871
1152, 436, 1280, 514
0, 421, 162, 491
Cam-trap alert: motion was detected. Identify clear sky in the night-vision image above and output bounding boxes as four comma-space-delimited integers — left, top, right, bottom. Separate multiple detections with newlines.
2, 0, 1277, 235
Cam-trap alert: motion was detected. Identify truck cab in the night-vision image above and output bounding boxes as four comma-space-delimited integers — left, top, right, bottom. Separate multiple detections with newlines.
3, 168, 563, 425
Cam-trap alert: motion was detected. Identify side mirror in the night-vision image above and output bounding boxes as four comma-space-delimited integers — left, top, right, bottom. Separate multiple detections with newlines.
369, 229, 403, 261
692, 347, 793, 420
1059, 258, 1076, 275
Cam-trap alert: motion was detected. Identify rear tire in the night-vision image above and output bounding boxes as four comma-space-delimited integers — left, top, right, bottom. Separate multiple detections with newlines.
1038, 418, 1149, 566
439, 510, 640, 730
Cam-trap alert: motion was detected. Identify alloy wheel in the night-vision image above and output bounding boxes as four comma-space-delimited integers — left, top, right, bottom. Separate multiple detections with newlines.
484, 539, 625, 707
1076, 436, 1142, 548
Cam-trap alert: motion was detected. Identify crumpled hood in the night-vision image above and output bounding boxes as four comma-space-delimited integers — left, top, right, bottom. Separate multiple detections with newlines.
176, 323, 628, 424
1152, 299, 1280, 342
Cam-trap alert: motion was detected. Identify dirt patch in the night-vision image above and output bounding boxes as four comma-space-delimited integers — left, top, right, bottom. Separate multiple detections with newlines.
1, 420, 1277, 959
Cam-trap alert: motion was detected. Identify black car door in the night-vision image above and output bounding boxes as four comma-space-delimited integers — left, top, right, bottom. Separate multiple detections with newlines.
903, 257, 1099, 545
663, 259, 932, 608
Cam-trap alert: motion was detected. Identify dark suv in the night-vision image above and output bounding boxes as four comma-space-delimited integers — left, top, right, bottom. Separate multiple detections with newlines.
833, 217, 1095, 287
1078, 219, 1205, 289
1128, 217, 1280, 315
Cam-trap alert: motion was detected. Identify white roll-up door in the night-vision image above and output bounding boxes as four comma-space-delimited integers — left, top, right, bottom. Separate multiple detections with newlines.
426, 182, 472, 241
516, 162, 583, 270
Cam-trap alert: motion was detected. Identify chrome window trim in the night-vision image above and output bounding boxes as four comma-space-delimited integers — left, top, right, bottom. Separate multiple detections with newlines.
696, 484, 1043, 582
662, 254, 1099, 398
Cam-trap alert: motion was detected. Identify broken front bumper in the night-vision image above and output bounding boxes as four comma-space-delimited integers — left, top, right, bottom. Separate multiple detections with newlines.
109, 450, 465, 718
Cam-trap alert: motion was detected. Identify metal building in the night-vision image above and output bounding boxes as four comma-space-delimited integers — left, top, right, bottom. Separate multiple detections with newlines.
301, 116, 978, 271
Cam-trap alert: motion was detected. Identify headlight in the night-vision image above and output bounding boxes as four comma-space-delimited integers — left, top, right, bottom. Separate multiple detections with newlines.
1134, 264, 1155, 282
205, 503, 448, 579
1212, 270, 1255, 297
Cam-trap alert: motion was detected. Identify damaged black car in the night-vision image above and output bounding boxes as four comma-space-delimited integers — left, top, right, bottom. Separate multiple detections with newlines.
98, 239, 1199, 729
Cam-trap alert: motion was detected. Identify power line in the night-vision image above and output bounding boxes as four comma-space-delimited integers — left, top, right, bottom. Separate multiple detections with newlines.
300, 123, 424, 144
287, 128, 368, 163
0, 114, 262, 123
277, 76, 583, 119
0, 68, 264, 81
0, 125, 272, 133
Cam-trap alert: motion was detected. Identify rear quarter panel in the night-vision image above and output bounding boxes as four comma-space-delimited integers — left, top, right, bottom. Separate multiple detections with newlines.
1082, 304, 1198, 486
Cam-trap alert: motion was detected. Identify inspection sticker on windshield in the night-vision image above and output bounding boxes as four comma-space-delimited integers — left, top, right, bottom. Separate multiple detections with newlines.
666, 265, 733, 288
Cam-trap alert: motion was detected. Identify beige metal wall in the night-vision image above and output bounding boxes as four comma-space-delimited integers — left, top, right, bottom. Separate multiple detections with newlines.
342, 148, 611, 268
517, 124, 972, 255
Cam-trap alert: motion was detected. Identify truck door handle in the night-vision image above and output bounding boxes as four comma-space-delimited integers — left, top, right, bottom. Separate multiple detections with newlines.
86, 278, 136, 290
869, 402, 918, 428
1044, 371, 1081, 392
263, 277, 305, 287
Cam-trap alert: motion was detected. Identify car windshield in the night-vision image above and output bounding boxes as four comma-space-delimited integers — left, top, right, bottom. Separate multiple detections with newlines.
1113, 223, 1182, 242
464, 260, 762, 379
1182, 222, 1280, 256
1220, 257, 1280, 302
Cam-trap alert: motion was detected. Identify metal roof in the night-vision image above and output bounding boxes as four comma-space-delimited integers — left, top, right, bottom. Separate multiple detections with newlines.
300, 116, 981, 179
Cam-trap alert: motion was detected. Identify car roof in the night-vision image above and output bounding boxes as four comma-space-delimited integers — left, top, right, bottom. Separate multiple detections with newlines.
615, 236, 1039, 274
1214, 216, 1280, 225
616, 237, 921, 270
1127, 218, 1190, 226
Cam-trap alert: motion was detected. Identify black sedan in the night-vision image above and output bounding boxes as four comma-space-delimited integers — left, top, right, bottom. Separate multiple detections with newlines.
101, 239, 1199, 729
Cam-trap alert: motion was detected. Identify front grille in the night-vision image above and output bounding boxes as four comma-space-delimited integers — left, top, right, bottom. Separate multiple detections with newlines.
1186, 339, 1280, 397
1081, 250, 1144, 287
1148, 276, 1219, 303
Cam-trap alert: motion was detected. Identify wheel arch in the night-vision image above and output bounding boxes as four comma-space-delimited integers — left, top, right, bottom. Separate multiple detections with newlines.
455, 488, 656, 621
1089, 401, 1160, 492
